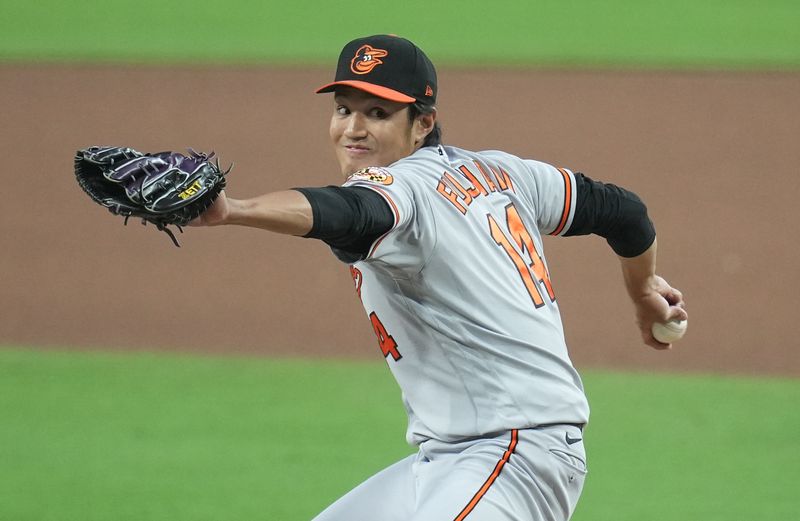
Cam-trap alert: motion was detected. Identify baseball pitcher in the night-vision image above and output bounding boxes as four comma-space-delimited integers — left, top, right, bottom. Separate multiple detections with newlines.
192, 35, 688, 521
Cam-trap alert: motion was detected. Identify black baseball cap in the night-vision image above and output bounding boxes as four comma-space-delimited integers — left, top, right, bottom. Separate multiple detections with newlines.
316, 34, 437, 105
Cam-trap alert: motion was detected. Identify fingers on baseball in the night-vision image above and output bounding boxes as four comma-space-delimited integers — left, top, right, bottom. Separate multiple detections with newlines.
659, 284, 687, 319
645, 330, 673, 350
662, 286, 683, 306
669, 307, 689, 322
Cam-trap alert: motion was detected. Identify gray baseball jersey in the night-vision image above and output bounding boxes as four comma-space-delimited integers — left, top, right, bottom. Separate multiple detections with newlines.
339, 145, 589, 446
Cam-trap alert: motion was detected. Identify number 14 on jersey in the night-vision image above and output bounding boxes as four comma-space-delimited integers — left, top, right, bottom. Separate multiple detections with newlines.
488, 203, 556, 308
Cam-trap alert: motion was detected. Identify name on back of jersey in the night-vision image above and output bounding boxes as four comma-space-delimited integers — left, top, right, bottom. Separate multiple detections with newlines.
435, 160, 515, 215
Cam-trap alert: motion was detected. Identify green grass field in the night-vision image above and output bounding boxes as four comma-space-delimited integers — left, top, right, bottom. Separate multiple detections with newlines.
2, 348, 798, 521
1, 0, 798, 69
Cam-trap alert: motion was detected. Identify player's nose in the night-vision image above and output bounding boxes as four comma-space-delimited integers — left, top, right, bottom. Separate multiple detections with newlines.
343, 112, 368, 138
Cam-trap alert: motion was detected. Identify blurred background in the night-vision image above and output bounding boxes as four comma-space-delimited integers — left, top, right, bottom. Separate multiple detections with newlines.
1, 1, 798, 520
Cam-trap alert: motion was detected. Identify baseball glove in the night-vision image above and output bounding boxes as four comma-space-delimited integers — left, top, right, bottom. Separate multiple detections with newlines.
74, 146, 231, 246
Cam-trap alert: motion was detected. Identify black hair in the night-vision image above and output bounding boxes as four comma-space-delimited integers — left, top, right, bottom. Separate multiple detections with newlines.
408, 102, 442, 148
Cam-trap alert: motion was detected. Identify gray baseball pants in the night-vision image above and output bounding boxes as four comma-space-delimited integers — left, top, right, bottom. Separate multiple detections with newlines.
312, 424, 587, 521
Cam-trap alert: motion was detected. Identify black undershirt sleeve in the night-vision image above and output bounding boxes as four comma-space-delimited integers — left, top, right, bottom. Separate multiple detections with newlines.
565, 173, 656, 258
294, 175, 652, 260
293, 186, 394, 261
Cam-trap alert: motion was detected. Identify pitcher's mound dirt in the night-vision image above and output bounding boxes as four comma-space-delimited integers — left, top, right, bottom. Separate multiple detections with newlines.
1, 65, 798, 376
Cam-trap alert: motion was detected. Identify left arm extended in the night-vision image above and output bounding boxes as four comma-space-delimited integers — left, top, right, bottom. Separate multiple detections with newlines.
191, 185, 395, 260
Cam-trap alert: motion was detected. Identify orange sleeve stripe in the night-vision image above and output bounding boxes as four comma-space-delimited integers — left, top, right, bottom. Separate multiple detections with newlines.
365, 185, 400, 259
453, 429, 519, 521
550, 168, 573, 236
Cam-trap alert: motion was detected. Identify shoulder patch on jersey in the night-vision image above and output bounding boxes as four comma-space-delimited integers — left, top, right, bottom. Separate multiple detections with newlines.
346, 167, 394, 186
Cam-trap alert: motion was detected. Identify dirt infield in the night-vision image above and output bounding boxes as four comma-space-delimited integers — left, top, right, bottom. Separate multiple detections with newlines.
1, 64, 798, 376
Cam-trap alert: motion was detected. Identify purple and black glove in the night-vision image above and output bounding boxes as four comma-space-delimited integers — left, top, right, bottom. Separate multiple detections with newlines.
75, 146, 231, 246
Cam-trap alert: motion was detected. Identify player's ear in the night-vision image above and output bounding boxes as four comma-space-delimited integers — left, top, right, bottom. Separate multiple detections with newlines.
413, 109, 437, 146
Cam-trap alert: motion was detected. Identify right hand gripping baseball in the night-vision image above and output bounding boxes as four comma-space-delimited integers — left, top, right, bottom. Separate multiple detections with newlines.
633, 275, 688, 349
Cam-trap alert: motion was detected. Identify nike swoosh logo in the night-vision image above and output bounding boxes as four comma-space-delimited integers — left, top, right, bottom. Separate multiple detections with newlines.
565, 433, 583, 445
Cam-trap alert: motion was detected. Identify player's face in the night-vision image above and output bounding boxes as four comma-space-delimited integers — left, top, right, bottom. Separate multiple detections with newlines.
330, 88, 429, 176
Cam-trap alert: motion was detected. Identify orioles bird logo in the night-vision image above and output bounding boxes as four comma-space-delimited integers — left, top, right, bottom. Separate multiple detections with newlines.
350, 45, 389, 75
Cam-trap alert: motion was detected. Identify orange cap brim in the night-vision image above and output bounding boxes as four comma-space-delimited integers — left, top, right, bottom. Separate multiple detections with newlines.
315, 80, 416, 103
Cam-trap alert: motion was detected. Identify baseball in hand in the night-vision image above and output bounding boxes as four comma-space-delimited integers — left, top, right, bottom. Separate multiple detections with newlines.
651, 319, 688, 344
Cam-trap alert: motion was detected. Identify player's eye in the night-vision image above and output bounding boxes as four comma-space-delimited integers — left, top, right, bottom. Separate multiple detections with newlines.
335, 105, 350, 116
369, 107, 389, 119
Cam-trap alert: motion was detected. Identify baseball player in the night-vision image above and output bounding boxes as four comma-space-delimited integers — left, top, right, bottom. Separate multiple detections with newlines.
193, 35, 688, 521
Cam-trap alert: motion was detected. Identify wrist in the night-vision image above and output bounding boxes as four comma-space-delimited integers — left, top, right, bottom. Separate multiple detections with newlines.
220, 197, 244, 226
619, 238, 658, 300
624, 274, 659, 300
